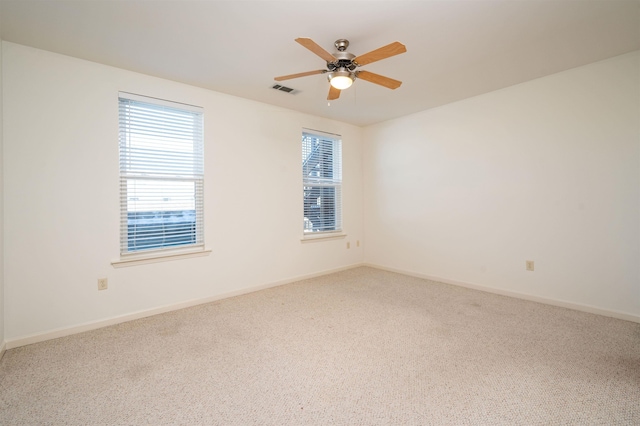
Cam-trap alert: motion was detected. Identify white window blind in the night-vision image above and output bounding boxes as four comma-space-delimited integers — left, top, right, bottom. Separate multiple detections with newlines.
302, 130, 342, 234
118, 93, 204, 254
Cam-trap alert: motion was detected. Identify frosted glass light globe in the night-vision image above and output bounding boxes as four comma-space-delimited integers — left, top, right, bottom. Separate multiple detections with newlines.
329, 73, 353, 90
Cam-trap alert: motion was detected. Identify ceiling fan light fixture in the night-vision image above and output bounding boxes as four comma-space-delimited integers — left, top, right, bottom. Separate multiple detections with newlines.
275, 38, 406, 101
329, 69, 354, 90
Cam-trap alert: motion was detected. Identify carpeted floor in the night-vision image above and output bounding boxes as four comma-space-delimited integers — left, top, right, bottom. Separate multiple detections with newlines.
1, 267, 639, 425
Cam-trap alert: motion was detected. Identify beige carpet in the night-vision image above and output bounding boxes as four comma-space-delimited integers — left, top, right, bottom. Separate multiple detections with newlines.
1, 267, 639, 425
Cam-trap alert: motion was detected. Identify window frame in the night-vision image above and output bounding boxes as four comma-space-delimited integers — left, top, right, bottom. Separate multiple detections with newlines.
301, 129, 344, 240
116, 92, 205, 261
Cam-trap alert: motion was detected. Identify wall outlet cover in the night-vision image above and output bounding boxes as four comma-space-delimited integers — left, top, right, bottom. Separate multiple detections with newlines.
98, 278, 108, 290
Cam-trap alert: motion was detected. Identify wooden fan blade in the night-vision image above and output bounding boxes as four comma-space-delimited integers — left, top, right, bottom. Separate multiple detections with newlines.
274, 70, 325, 81
328, 85, 341, 100
353, 41, 406, 66
357, 71, 402, 89
295, 37, 337, 63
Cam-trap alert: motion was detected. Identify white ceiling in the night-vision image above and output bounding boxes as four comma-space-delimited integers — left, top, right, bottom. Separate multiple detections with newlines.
1, 0, 639, 126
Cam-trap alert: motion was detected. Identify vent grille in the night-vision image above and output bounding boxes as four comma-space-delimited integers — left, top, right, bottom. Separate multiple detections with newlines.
272, 84, 297, 94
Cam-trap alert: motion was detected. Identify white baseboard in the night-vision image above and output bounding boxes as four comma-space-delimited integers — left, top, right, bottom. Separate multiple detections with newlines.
5, 263, 364, 350
0, 341, 6, 360
8, 261, 636, 350
364, 263, 640, 324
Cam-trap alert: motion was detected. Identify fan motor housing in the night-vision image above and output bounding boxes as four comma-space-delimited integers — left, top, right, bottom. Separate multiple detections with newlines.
327, 51, 356, 72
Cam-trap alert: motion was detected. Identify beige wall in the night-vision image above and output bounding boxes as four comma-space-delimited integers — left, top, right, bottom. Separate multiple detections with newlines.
0, 4, 5, 350
363, 51, 640, 318
2, 42, 364, 342
3, 40, 639, 345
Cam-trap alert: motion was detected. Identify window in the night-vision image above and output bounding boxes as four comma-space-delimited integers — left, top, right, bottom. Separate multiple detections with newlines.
118, 93, 204, 255
302, 130, 342, 235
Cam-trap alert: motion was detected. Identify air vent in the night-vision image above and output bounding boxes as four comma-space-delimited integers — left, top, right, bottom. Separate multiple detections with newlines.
272, 84, 297, 94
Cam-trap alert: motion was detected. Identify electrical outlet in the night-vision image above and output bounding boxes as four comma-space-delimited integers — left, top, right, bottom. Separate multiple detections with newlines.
98, 278, 108, 291
347, 242, 350, 249
357, 240, 360, 247
526, 260, 535, 272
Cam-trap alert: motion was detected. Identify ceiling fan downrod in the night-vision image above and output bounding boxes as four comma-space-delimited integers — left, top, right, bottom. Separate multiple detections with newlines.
334, 39, 349, 52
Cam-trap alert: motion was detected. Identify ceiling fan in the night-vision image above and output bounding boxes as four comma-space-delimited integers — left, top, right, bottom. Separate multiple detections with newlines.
274, 38, 407, 100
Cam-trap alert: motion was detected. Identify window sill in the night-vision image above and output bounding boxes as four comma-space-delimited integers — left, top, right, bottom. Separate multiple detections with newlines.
112, 247, 212, 268
301, 233, 347, 243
